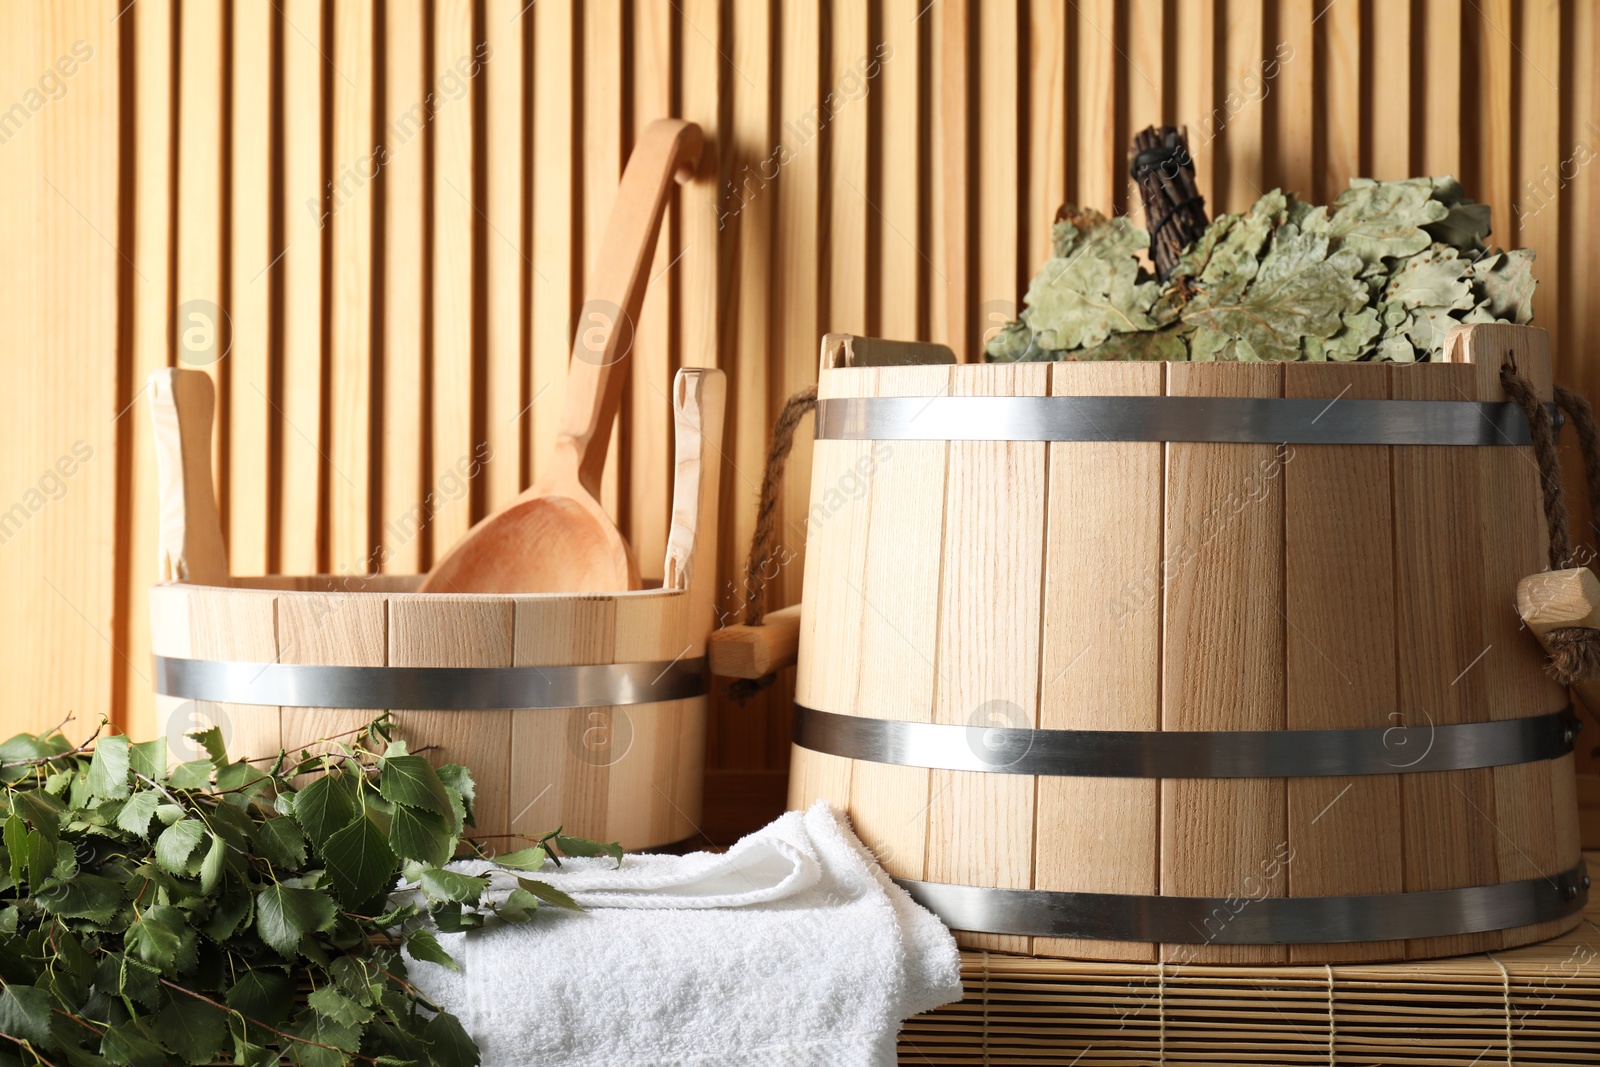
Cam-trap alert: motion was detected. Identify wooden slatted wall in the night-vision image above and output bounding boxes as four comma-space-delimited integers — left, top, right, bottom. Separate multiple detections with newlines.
2, 0, 1598, 838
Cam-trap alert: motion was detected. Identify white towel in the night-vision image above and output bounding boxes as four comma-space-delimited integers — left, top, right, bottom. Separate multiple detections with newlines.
404, 802, 962, 1067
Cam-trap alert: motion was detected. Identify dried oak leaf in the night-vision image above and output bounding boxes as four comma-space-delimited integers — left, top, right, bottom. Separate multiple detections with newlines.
1017, 209, 1161, 351
1466, 248, 1537, 324
1301, 177, 1447, 267
1424, 176, 1492, 252
1181, 224, 1367, 362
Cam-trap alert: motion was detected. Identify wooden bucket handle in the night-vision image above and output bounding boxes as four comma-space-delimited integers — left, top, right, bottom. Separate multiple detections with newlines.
663, 366, 725, 598
149, 367, 229, 585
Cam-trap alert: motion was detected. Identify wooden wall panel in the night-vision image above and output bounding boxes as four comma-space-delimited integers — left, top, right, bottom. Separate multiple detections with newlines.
1, 2, 1597, 844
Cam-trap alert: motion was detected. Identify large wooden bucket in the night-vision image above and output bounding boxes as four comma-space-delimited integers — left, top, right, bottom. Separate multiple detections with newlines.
148, 366, 724, 851
788, 324, 1589, 963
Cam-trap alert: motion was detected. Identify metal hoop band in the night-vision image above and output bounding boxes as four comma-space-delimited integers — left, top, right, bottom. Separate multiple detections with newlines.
813, 396, 1562, 445
153, 655, 708, 710
896, 862, 1591, 944
792, 703, 1578, 778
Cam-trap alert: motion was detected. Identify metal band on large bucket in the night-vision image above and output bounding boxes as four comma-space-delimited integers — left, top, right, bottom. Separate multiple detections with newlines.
813, 396, 1561, 445
154, 655, 708, 710
792, 703, 1577, 777
896, 861, 1590, 944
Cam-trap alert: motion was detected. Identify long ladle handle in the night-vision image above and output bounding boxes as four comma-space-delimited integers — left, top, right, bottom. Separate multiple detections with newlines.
554, 118, 704, 496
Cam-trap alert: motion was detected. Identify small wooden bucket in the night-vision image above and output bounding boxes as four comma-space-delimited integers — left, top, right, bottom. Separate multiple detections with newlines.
148, 366, 725, 851
788, 323, 1589, 963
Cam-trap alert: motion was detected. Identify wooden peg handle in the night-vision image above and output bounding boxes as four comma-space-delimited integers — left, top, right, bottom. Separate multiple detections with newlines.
663, 367, 725, 594
1518, 566, 1600, 714
555, 118, 704, 496
709, 603, 802, 678
149, 368, 228, 585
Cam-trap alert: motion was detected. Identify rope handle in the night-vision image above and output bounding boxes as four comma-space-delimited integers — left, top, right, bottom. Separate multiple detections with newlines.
1502, 359, 1600, 685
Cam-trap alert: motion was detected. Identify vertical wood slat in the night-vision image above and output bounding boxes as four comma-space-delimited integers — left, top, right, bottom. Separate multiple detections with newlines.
278, 0, 327, 576
1160, 363, 1286, 965
1034, 362, 1163, 962
878, 0, 923, 341
927, 362, 1048, 956
379, 0, 427, 574
929, 0, 971, 360
175, 0, 225, 490
1283, 363, 1403, 964
583, 0, 626, 526
976, 1, 1020, 329
529, 0, 578, 486
1390, 361, 1502, 959
429, 0, 478, 557
229, 1, 273, 577
1367, 0, 1411, 179
482, 0, 528, 517
329, 0, 376, 574
1073, 0, 1115, 216
1317, 0, 1360, 202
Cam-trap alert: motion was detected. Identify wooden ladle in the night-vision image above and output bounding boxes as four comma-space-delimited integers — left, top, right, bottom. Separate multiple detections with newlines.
420, 118, 704, 594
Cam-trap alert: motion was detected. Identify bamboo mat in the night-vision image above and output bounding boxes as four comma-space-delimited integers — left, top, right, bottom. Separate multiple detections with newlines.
899, 856, 1600, 1066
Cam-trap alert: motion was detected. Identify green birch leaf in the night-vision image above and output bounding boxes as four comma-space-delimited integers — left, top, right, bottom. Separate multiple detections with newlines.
189, 726, 227, 766
418, 867, 488, 905
387, 804, 452, 867
307, 985, 373, 1028
517, 876, 582, 912
255, 884, 338, 957
495, 886, 541, 923
85, 735, 131, 800
403, 927, 460, 971
423, 1009, 481, 1067
224, 969, 296, 1027
99, 1022, 165, 1067
128, 739, 167, 785
198, 832, 227, 895
292, 772, 357, 848
154, 989, 228, 1065
154, 818, 205, 874
322, 814, 396, 909
488, 846, 546, 872
0, 983, 54, 1049
115, 791, 161, 838
3, 813, 26, 884
123, 903, 191, 972
254, 815, 308, 869
166, 760, 212, 790
13, 786, 65, 844
435, 763, 474, 830
377, 755, 453, 817
552, 834, 624, 865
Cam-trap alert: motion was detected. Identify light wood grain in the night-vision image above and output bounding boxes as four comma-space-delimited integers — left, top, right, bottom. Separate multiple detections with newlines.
1368, 0, 1411, 179
1390, 359, 1502, 958
229, 1, 273, 578
186, 587, 280, 763
927, 362, 1047, 955
388, 596, 514, 844
277, 588, 387, 765
279, 0, 327, 575
836, 365, 950, 890
1034, 361, 1163, 962
879, 0, 923, 342
379, 0, 427, 576
1074, 0, 1115, 214
1282, 363, 1403, 963
329, 0, 376, 575
1161, 362, 1286, 965
483, 0, 528, 518
709, 602, 801, 679
149, 369, 228, 585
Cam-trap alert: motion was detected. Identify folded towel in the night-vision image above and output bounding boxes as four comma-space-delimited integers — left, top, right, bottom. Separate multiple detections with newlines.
404, 802, 962, 1067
